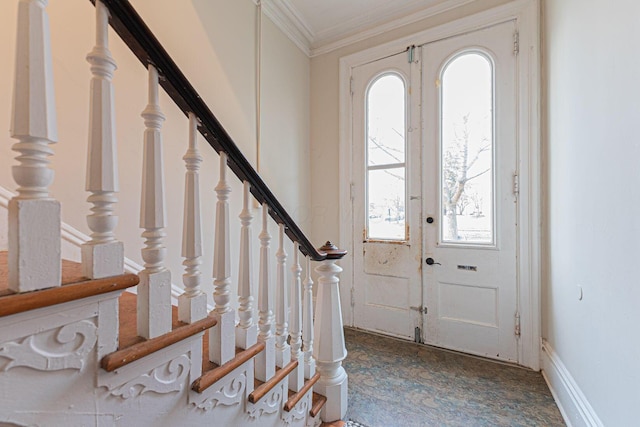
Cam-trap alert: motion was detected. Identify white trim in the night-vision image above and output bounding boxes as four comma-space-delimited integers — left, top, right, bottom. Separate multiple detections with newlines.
261, 0, 312, 56
0, 186, 192, 305
311, 0, 475, 57
541, 340, 604, 427
339, 0, 541, 369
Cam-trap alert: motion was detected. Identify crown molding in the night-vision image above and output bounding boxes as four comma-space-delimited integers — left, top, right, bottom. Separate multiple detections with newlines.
260, 0, 313, 56
310, 0, 476, 57
254, 0, 477, 58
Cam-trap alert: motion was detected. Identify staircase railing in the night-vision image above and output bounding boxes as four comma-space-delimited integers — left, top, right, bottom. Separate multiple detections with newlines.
5, 0, 348, 422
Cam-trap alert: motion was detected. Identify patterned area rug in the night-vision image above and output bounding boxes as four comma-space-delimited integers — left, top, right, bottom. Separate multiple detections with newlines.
346, 421, 368, 427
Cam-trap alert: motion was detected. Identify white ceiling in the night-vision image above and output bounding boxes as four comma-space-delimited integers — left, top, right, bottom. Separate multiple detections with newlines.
261, 0, 474, 56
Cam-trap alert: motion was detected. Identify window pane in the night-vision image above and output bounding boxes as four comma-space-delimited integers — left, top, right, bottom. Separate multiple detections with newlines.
367, 167, 406, 240
367, 74, 406, 167
440, 53, 494, 244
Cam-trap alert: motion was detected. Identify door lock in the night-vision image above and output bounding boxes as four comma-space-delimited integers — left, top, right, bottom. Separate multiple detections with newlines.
426, 216, 434, 223
425, 257, 441, 265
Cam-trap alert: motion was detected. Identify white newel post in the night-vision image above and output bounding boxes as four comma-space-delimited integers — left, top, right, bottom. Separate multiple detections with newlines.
302, 256, 315, 379
289, 242, 304, 392
82, 0, 124, 279
138, 65, 171, 339
275, 224, 290, 368
255, 203, 275, 381
209, 152, 235, 365
178, 113, 207, 323
236, 181, 257, 349
8, 0, 61, 292
313, 242, 348, 422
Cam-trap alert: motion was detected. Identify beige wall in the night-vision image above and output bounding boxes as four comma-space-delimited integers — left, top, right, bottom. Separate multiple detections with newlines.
0, 0, 310, 302
543, 0, 640, 423
309, 0, 511, 248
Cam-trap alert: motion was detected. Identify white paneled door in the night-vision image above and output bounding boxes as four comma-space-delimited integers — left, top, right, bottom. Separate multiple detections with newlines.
351, 21, 520, 362
352, 50, 423, 340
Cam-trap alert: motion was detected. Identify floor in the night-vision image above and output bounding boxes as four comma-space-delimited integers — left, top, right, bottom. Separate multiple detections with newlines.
343, 328, 565, 427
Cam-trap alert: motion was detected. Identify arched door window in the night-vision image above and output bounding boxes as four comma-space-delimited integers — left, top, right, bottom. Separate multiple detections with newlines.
366, 73, 407, 241
440, 52, 495, 244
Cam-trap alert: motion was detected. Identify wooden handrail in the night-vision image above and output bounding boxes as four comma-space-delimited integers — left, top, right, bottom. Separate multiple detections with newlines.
101, 315, 217, 372
192, 342, 265, 393
284, 372, 320, 412
248, 359, 298, 404
89, 0, 326, 261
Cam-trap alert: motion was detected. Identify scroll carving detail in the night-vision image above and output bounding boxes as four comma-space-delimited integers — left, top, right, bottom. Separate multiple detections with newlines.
0, 320, 97, 372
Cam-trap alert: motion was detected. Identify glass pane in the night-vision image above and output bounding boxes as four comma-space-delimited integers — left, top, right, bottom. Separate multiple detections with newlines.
440, 53, 494, 244
367, 74, 406, 167
367, 167, 406, 240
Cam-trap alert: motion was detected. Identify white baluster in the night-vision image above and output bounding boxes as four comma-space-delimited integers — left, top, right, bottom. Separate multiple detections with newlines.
209, 152, 235, 365
178, 113, 207, 324
137, 65, 171, 339
236, 181, 258, 349
255, 203, 275, 381
82, 0, 124, 279
289, 242, 304, 392
313, 242, 348, 422
302, 256, 315, 379
8, 0, 61, 292
275, 224, 290, 368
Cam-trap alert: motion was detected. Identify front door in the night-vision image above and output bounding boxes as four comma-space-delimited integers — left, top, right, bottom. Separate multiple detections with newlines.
351, 21, 520, 362
351, 50, 422, 340
421, 21, 519, 362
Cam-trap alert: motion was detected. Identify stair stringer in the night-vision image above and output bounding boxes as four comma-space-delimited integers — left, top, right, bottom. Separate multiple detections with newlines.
189, 359, 254, 413
0, 290, 122, 426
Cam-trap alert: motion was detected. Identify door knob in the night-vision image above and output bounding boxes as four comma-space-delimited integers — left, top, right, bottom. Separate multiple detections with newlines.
425, 257, 441, 265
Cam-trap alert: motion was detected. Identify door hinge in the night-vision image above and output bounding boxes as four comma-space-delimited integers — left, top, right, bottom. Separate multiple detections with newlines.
350, 287, 355, 308
350, 182, 355, 201
515, 312, 521, 337
513, 31, 520, 56
410, 305, 428, 314
512, 172, 519, 196
350, 76, 354, 95
407, 44, 416, 63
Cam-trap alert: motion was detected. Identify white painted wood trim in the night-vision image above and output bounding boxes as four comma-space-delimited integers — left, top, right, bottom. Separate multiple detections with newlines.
338, 0, 541, 369
252, 0, 478, 57
178, 113, 207, 324
210, 152, 236, 366
0, 185, 202, 307
274, 224, 290, 367
311, 0, 476, 57
261, 0, 312, 56
541, 340, 604, 427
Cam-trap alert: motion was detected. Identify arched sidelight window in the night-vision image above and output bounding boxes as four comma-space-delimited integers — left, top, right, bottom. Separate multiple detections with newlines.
365, 73, 407, 241
440, 52, 495, 244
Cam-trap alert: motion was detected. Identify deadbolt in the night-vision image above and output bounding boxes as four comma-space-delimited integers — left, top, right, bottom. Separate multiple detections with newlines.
426, 216, 434, 223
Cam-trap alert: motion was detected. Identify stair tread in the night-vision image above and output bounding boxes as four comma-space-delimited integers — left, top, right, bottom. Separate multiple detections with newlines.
0, 251, 138, 317
192, 341, 265, 393
284, 371, 321, 411
1, 251, 90, 297
310, 392, 328, 418
101, 292, 217, 371
249, 360, 298, 404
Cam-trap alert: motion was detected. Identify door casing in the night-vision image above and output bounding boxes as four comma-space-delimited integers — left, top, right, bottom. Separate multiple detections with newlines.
338, 0, 541, 369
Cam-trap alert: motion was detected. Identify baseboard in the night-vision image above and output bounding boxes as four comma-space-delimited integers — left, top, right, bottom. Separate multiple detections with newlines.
541, 340, 603, 427
0, 185, 193, 304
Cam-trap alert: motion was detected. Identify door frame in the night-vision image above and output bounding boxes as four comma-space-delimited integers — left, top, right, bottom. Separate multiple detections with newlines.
338, 0, 541, 370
